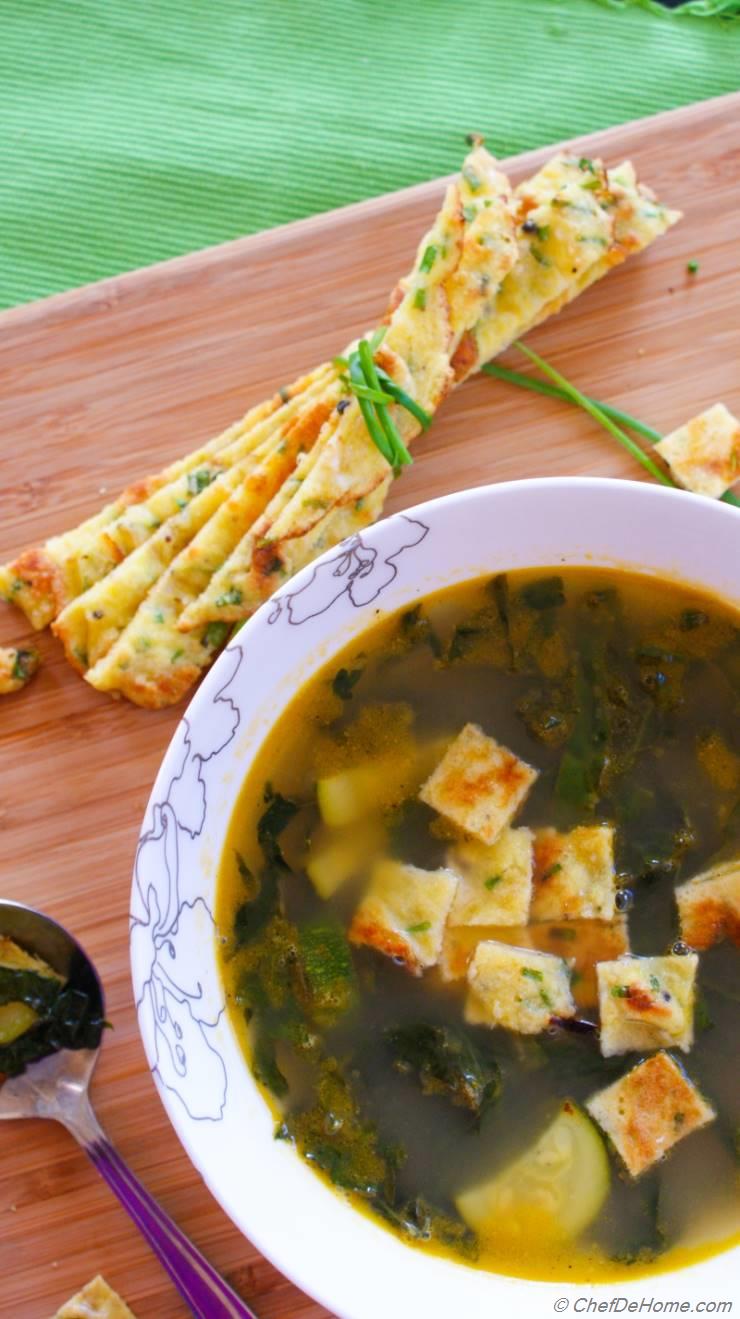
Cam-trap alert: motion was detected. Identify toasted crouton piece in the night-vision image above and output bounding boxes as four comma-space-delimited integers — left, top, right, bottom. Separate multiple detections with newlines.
655, 403, 740, 499
597, 954, 697, 1057
531, 825, 616, 921
586, 1051, 714, 1177
675, 860, 740, 951
419, 723, 538, 846
446, 827, 533, 927
348, 859, 458, 976
465, 940, 575, 1034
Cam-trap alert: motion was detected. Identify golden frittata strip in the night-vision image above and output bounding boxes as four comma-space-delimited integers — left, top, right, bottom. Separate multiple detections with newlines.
254, 192, 463, 551
0, 363, 333, 629
60, 458, 250, 668
446, 147, 519, 346
244, 149, 680, 564
386, 144, 518, 356
185, 149, 677, 645
256, 151, 678, 562
52, 384, 340, 670
249, 148, 519, 557
227, 477, 391, 623
177, 406, 345, 628
87, 484, 387, 709
1, 143, 680, 712
85, 395, 340, 705
52, 459, 254, 672
467, 154, 680, 378
140, 488, 384, 706
190, 149, 518, 616
100, 367, 336, 562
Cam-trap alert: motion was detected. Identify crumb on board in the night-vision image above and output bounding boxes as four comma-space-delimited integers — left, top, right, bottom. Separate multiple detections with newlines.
655, 403, 740, 499
53, 1274, 138, 1318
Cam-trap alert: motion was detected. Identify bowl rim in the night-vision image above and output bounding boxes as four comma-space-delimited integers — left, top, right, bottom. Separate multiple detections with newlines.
130, 476, 739, 1316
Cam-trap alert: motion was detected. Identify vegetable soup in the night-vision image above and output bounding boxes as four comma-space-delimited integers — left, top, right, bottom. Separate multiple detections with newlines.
217, 567, 739, 1282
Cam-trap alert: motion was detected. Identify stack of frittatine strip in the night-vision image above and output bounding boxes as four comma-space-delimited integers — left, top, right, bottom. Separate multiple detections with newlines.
0, 146, 680, 707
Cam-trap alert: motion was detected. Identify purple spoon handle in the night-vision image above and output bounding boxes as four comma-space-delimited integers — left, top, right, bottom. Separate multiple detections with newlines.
64, 1096, 257, 1319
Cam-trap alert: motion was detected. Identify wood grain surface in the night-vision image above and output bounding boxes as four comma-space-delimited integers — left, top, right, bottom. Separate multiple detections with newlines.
1, 92, 738, 1319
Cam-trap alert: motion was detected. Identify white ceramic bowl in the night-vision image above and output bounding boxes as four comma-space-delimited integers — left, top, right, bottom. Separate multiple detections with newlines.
131, 477, 738, 1319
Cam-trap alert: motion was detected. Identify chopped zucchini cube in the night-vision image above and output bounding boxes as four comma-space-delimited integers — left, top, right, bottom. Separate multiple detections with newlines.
306, 819, 385, 899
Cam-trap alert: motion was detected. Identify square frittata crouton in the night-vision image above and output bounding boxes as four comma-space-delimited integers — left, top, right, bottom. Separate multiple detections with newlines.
530, 825, 616, 921
446, 827, 533, 927
465, 939, 575, 1033
586, 1051, 715, 1177
419, 723, 538, 845
675, 860, 740, 951
348, 858, 458, 976
596, 954, 697, 1056
654, 403, 740, 499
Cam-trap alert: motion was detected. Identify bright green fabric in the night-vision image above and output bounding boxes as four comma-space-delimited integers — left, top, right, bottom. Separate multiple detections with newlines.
1, 0, 738, 309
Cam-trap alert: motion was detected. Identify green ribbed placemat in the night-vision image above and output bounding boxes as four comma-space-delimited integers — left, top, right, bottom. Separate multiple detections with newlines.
2, 0, 738, 309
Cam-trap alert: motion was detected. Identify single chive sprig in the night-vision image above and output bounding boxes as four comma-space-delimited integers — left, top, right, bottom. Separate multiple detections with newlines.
334, 325, 430, 472
512, 342, 673, 487
484, 349, 740, 509
482, 362, 661, 444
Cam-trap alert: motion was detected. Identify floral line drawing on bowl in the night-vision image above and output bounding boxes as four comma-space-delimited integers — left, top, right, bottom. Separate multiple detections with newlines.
267, 515, 429, 626
128, 515, 432, 1123
130, 648, 247, 1121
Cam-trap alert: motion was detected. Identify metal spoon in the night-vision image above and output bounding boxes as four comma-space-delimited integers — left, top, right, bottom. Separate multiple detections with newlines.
0, 900, 257, 1319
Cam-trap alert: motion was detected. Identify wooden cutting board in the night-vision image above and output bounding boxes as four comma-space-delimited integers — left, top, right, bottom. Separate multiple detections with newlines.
1, 92, 738, 1319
